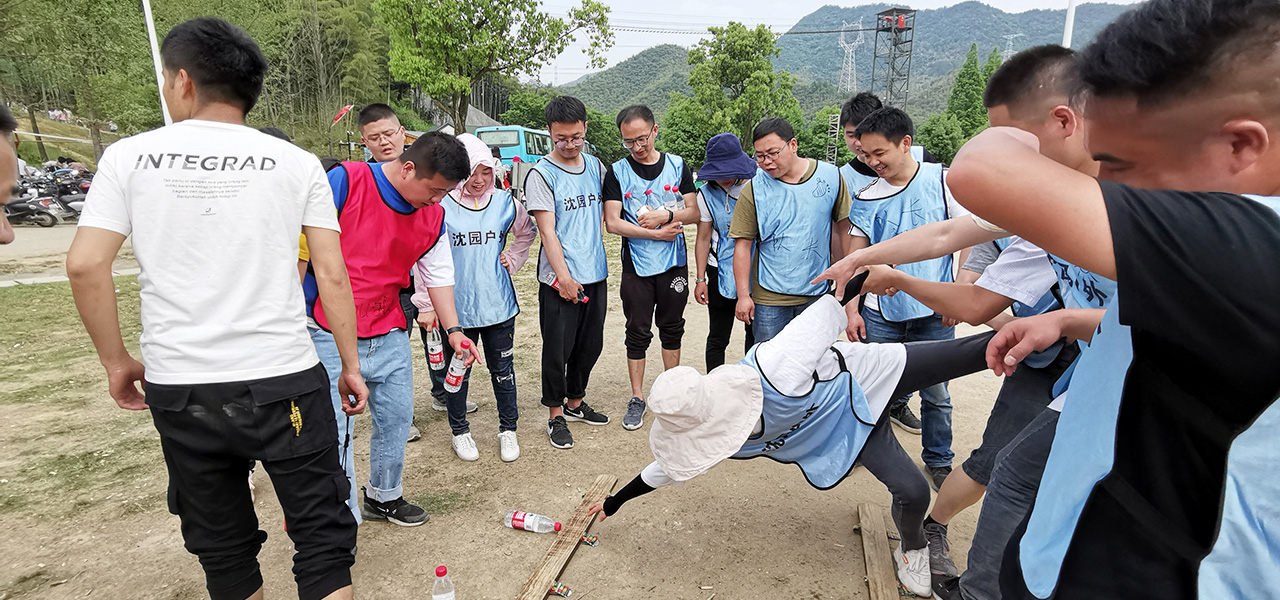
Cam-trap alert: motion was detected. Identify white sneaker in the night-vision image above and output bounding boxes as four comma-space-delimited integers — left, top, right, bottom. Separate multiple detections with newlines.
893, 544, 933, 597
498, 431, 520, 462
452, 432, 479, 461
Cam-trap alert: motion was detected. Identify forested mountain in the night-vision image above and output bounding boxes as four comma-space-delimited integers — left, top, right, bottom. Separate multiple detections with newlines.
559, 44, 693, 119
564, 1, 1132, 122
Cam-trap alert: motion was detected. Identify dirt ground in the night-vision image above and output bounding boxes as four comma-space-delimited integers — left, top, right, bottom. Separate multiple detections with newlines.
0, 225, 135, 277
0, 234, 1002, 599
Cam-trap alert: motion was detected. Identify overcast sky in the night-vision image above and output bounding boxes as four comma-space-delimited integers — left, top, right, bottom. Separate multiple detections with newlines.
533, 0, 1141, 86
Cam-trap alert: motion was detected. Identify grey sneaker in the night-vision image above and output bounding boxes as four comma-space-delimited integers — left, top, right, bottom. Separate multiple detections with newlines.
563, 401, 609, 425
924, 520, 959, 577
432, 396, 478, 413
889, 402, 923, 434
406, 424, 422, 443
928, 465, 953, 492
622, 396, 647, 430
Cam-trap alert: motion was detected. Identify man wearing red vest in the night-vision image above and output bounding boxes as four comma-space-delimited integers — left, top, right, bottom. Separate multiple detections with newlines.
303, 132, 478, 527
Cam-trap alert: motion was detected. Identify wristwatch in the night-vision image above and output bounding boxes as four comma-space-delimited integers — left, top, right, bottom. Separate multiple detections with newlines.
445, 326, 464, 335
694, 277, 708, 283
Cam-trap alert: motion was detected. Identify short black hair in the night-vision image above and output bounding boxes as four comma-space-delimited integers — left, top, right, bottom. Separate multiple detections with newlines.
839, 92, 883, 128
358, 103, 399, 128
615, 104, 655, 128
258, 126, 290, 142
854, 107, 914, 144
1077, 0, 1280, 106
400, 131, 470, 182
160, 17, 267, 113
544, 95, 588, 127
984, 45, 1076, 117
752, 117, 795, 143
0, 104, 16, 136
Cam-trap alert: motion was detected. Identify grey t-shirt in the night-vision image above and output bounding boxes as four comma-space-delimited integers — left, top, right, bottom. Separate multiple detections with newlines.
524, 154, 607, 283
963, 240, 1002, 274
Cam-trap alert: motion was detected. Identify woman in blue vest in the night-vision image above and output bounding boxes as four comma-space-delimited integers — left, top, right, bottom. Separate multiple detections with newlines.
586, 290, 997, 597
693, 133, 758, 370
416, 133, 536, 464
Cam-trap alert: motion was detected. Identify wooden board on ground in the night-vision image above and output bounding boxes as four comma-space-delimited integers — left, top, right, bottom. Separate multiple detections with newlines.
857, 502, 899, 600
516, 474, 619, 600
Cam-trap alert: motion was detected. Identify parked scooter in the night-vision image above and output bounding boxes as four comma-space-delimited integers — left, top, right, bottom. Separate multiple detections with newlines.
3, 198, 60, 227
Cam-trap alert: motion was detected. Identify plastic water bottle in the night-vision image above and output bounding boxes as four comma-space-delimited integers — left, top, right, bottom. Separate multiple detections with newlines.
427, 327, 446, 371
504, 510, 562, 534
551, 278, 589, 303
443, 340, 470, 393
432, 565, 455, 600
662, 184, 681, 212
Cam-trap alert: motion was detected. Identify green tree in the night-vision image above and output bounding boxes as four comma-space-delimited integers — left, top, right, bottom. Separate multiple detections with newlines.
375, 0, 612, 133
658, 92, 732, 170
500, 88, 561, 129
914, 112, 966, 165
584, 106, 627, 165
946, 43, 986, 139
679, 22, 802, 154
797, 104, 853, 165
982, 46, 1002, 86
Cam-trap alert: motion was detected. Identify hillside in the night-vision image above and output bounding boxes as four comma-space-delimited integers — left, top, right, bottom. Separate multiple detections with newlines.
560, 1, 1131, 123
559, 44, 692, 119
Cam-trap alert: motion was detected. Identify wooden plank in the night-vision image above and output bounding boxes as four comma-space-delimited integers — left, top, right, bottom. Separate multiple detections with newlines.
857, 502, 900, 600
516, 474, 618, 600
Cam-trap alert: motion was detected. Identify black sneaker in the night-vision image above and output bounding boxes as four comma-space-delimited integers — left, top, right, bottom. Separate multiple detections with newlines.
928, 465, 953, 492
361, 487, 428, 527
932, 575, 962, 600
563, 401, 610, 425
889, 403, 923, 434
547, 416, 574, 449
924, 520, 959, 577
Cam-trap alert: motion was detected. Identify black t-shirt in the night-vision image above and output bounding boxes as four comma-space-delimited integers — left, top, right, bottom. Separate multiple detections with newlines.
603, 153, 697, 272
1003, 183, 1280, 599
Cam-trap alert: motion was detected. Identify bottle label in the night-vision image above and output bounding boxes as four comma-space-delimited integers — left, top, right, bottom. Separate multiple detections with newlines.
512, 511, 527, 530
429, 350, 444, 364
446, 371, 464, 387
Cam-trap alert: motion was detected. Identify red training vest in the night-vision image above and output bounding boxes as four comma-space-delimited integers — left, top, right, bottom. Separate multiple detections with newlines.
313, 162, 445, 338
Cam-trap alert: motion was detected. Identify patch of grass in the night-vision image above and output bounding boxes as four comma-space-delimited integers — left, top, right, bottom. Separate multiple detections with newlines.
406, 490, 469, 516
0, 434, 162, 517
0, 375, 97, 407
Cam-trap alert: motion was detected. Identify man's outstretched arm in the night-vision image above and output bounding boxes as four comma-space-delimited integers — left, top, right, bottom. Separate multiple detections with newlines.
948, 127, 1115, 279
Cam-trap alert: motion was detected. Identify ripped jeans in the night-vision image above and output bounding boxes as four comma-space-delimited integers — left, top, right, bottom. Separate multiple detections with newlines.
426, 317, 519, 435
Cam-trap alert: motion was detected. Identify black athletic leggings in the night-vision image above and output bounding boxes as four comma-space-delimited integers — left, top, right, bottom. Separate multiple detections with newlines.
704, 265, 754, 370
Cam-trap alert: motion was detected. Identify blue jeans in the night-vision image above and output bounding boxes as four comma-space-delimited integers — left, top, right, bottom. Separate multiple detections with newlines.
310, 327, 414, 523
751, 296, 821, 343
861, 307, 955, 467
960, 409, 1059, 600
427, 317, 520, 435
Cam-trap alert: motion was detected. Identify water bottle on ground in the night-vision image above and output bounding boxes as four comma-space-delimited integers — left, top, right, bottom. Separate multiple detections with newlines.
427, 327, 446, 371
504, 510, 562, 533
432, 565, 455, 600
443, 340, 470, 393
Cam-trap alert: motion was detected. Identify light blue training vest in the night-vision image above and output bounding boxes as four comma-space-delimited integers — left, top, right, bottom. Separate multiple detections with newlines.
848, 161, 952, 321
731, 345, 879, 490
530, 154, 608, 285
839, 145, 925, 194
611, 154, 687, 277
442, 190, 519, 329
1020, 195, 1280, 599
701, 182, 754, 299
751, 160, 842, 297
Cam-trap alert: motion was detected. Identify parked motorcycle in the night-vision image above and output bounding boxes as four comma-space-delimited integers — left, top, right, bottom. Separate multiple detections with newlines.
4, 198, 60, 227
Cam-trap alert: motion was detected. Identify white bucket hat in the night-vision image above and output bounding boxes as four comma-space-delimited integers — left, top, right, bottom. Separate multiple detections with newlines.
647, 364, 764, 482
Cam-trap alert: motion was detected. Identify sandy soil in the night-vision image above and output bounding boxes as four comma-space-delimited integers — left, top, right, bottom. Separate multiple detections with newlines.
0, 225, 135, 277
0, 236, 1002, 599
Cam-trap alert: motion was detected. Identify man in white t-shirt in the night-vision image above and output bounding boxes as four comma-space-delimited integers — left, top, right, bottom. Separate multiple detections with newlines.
66, 18, 368, 600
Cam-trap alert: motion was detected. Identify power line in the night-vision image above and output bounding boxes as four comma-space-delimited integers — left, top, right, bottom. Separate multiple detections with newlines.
611, 25, 878, 35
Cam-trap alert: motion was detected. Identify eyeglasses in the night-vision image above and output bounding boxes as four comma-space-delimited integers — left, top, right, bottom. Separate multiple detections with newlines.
754, 147, 785, 163
622, 133, 655, 149
554, 137, 586, 148
364, 128, 401, 145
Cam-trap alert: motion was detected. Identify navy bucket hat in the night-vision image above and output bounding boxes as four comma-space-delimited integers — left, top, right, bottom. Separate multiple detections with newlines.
697, 133, 758, 181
